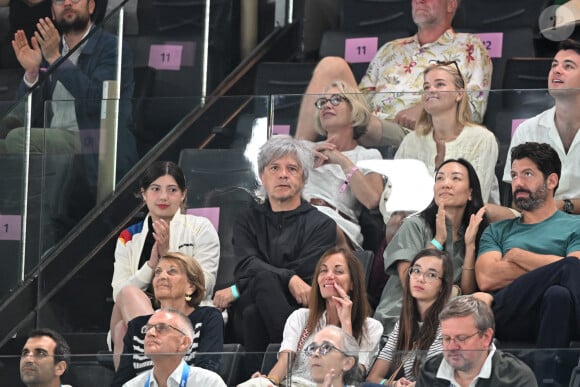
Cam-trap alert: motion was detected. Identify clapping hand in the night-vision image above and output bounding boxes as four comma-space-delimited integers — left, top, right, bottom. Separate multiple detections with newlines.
34, 17, 61, 64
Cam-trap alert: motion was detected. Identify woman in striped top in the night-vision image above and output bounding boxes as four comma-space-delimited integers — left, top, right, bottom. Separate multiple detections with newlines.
365, 249, 453, 387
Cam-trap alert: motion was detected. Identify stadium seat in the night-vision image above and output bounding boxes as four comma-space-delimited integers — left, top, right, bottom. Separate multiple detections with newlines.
254, 62, 317, 136
339, 0, 416, 34
220, 343, 244, 386
319, 29, 410, 81
502, 57, 553, 109
260, 343, 281, 375
178, 148, 258, 291
453, 0, 552, 31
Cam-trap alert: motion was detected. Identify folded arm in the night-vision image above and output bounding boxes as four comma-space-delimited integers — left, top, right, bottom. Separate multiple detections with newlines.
475, 251, 527, 292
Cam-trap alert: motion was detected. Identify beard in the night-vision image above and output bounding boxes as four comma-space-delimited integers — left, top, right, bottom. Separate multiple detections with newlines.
55, 12, 91, 34
513, 182, 548, 211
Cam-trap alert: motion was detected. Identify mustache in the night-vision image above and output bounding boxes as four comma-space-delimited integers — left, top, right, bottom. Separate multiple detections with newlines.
513, 188, 532, 196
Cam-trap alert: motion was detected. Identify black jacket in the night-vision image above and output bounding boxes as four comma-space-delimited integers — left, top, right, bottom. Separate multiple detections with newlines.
416, 350, 538, 387
233, 199, 337, 293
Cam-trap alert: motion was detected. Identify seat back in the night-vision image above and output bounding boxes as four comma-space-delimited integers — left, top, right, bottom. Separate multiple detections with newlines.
570, 366, 580, 387
260, 343, 281, 375
254, 62, 317, 136
502, 58, 553, 110
319, 30, 410, 81
178, 148, 258, 291
219, 343, 244, 386
339, 0, 416, 34
454, 0, 551, 30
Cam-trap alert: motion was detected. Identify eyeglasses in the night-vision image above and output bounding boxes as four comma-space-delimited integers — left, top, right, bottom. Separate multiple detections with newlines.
141, 323, 187, 336
409, 267, 443, 282
52, 0, 82, 4
314, 94, 349, 110
408, 266, 442, 282
304, 341, 347, 357
441, 331, 481, 346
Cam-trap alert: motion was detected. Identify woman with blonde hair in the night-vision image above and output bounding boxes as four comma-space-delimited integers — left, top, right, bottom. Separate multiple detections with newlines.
304, 80, 384, 250
394, 61, 499, 203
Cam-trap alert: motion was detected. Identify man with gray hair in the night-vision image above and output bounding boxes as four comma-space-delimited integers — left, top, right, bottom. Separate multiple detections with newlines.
123, 308, 225, 386
416, 296, 536, 387
213, 135, 337, 375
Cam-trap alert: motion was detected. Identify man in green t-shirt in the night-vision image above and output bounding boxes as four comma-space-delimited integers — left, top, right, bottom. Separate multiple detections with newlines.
476, 142, 580, 383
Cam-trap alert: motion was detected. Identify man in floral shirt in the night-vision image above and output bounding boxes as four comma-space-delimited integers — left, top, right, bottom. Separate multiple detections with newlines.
295, 0, 492, 147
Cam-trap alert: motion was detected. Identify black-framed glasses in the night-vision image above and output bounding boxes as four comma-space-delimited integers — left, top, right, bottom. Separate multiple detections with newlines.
304, 341, 347, 357
141, 323, 187, 336
408, 266, 442, 283
441, 331, 481, 346
53, 0, 82, 4
314, 94, 349, 110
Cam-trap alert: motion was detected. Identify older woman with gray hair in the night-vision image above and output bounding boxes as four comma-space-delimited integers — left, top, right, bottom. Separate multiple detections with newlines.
306, 325, 363, 387
303, 80, 384, 250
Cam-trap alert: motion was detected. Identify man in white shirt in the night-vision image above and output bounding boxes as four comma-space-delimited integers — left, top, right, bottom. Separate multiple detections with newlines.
123, 308, 226, 387
416, 296, 536, 387
503, 39, 580, 215
20, 328, 73, 387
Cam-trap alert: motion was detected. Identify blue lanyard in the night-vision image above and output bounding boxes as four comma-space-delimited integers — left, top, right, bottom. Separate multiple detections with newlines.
144, 364, 190, 387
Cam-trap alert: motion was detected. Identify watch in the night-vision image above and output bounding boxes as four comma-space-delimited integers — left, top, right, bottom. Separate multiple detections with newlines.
563, 199, 575, 214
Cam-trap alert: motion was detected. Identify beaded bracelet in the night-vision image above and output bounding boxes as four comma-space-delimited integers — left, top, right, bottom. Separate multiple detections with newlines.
339, 166, 359, 193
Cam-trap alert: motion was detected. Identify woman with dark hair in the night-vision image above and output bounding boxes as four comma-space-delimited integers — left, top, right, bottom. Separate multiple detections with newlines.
112, 252, 224, 386
240, 247, 383, 386
109, 161, 220, 368
365, 249, 453, 386
374, 159, 488, 335
304, 80, 384, 250
394, 62, 499, 203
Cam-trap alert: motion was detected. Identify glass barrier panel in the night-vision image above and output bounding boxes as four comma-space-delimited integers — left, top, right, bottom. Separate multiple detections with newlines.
0, 349, 297, 386
32, 95, 269, 333
0, 347, 578, 386
0, 98, 30, 303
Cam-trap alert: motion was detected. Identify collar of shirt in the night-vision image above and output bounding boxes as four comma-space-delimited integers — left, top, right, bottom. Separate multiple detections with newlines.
436, 343, 496, 387
147, 359, 189, 387
409, 28, 456, 48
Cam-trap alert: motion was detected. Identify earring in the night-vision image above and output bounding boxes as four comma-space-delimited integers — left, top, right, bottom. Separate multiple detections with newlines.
185, 292, 192, 302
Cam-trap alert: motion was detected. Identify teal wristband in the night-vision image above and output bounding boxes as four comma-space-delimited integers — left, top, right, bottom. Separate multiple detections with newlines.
431, 238, 444, 251
230, 284, 240, 300
380, 379, 387, 385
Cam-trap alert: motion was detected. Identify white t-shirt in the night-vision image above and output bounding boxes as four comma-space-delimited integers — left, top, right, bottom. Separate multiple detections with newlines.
503, 107, 580, 200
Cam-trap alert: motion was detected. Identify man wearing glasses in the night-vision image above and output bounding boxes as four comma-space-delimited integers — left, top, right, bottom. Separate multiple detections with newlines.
20, 328, 72, 387
416, 296, 536, 387
123, 308, 226, 387
295, 0, 492, 147
2, 0, 137, 184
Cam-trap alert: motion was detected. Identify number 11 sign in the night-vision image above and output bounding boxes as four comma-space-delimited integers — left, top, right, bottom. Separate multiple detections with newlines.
148, 44, 184, 71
